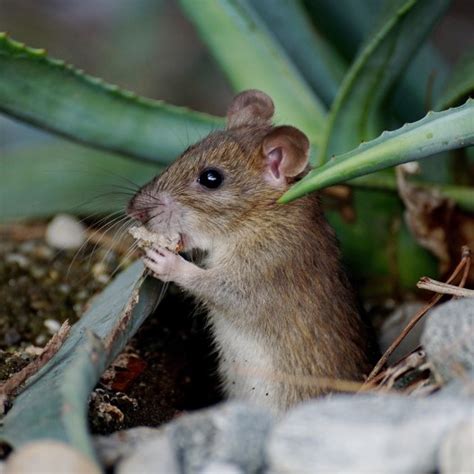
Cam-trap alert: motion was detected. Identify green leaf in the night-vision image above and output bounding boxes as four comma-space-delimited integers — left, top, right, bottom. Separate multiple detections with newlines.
303, 0, 449, 122
0, 33, 222, 164
0, 262, 162, 462
0, 140, 160, 222
435, 51, 474, 111
303, 0, 382, 59
280, 99, 474, 203
319, 0, 450, 161
179, 0, 326, 149
248, 0, 346, 106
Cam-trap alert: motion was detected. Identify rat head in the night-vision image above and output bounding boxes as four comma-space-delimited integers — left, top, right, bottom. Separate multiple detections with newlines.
127, 89, 310, 252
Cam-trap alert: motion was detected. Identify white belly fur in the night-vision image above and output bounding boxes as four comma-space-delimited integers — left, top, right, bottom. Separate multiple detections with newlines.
211, 316, 280, 411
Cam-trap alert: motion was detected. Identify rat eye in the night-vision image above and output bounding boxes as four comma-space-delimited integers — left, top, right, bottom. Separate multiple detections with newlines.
198, 168, 224, 189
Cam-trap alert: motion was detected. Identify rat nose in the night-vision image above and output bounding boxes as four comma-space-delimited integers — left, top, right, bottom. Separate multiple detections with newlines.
126, 198, 148, 223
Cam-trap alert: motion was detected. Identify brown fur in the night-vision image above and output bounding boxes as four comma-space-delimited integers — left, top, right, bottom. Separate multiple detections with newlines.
128, 90, 375, 411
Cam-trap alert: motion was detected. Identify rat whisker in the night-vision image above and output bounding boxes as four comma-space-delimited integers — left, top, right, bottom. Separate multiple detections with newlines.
98, 218, 135, 269
83, 214, 130, 268
108, 236, 141, 280
66, 211, 126, 278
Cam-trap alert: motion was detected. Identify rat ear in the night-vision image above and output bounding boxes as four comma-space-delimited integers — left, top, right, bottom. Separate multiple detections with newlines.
262, 126, 310, 186
227, 89, 274, 129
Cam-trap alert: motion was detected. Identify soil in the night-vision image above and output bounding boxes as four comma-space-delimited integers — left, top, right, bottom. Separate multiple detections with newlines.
0, 221, 221, 437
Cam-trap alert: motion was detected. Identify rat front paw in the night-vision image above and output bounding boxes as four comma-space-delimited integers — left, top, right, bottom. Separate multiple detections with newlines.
143, 247, 199, 284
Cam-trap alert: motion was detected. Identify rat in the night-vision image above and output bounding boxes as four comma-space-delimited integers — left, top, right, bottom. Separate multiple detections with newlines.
127, 89, 375, 412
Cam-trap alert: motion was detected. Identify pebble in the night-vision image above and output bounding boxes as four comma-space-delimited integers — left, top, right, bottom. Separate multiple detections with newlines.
43, 318, 61, 334
5, 254, 29, 269
117, 402, 273, 474
438, 419, 474, 473
117, 434, 180, 474
95, 427, 162, 468
267, 394, 472, 474
440, 370, 474, 398
421, 297, 474, 383
45, 214, 86, 250
4, 441, 101, 474
201, 462, 244, 474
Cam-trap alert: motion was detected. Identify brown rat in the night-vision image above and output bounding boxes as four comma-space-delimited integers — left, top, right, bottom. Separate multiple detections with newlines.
127, 90, 375, 412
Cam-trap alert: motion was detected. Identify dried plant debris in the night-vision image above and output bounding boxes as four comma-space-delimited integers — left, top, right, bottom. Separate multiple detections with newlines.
371, 348, 439, 396
397, 167, 474, 281
89, 388, 138, 434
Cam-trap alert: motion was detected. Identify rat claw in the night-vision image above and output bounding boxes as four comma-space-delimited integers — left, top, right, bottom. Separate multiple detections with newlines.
143, 247, 181, 283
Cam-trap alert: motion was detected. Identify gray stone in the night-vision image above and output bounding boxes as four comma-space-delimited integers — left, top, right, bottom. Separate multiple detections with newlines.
439, 370, 474, 398
117, 402, 273, 474
117, 434, 179, 474
421, 298, 474, 383
200, 462, 244, 474
168, 402, 273, 474
267, 394, 472, 474
4, 441, 101, 474
439, 419, 474, 473
379, 301, 425, 363
94, 426, 162, 468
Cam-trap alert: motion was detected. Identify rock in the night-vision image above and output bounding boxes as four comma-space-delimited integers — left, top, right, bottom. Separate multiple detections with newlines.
421, 298, 474, 383
267, 394, 472, 474
379, 301, 425, 363
44, 318, 61, 334
169, 402, 273, 474
5, 253, 30, 269
4, 441, 101, 474
117, 402, 273, 474
439, 420, 474, 473
95, 426, 161, 468
45, 214, 86, 250
117, 435, 179, 474
440, 370, 474, 398
200, 462, 244, 474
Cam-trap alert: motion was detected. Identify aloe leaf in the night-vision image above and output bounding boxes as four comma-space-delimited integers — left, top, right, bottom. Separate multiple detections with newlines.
0, 140, 160, 222
435, 51, 474, 111
280, 99, 474, 203
179, 0, 326, 148
248, 0, 346, 106
303, 0, 449, 122
319, 0, 450, 162
0, 262, 161, 461
303, 0, 381, 59
0, 33, 222, 164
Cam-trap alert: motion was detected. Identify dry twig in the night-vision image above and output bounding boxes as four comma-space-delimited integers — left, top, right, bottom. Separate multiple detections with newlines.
417, 277, 474, 297
363, 246, 472, 387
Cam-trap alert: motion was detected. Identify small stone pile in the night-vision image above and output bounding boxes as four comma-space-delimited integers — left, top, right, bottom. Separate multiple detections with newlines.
95, 297, 474, 474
